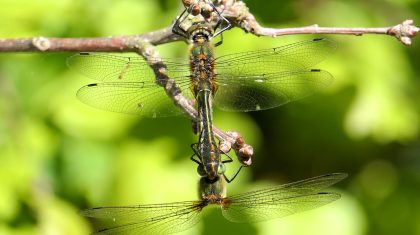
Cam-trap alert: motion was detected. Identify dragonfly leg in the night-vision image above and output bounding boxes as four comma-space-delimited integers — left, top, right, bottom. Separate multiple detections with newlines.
208, 1, 231, 45
171, 7, 190, 39
212, 16, 223, 47
221, 152, 245, 183
190, 143, 202, 165
221, 151, 233, 164
224, 165, 243, 183
213, 32, 224, 47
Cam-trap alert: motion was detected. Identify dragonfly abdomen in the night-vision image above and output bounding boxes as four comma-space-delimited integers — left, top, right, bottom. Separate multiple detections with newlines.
197, 89, 221, 180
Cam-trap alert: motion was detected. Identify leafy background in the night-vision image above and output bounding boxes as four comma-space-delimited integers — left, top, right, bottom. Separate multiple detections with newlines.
1, 0, 420, 234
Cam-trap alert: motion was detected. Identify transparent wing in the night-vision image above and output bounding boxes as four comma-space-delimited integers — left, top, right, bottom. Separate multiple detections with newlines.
81, 201, 204, 235
76, 79, 192, 117
67, 53, 191, 82
221, 173, 347, 223
67, 53, 194, 117
214, 69, 333, 111
215, 38, 336, 72
213, 38, 336, 112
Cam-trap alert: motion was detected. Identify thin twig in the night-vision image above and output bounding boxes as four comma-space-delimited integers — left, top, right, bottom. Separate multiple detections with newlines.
134, 41, 197, 119
221, 1, 418, 45
133, 41, 250, 158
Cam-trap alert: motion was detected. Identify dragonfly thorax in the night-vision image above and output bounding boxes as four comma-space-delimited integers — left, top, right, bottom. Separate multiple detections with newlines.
189, 38, 217, 97
198, 175, 227, 202
204, 161, 224, 179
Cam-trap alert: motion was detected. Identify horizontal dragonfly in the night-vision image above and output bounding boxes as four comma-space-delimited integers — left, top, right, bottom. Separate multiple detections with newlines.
82, 173, 347, 234
67, 38, 336, 118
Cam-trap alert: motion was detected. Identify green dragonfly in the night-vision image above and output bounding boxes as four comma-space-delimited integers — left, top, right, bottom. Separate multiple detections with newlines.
68, 24, 335, 179
82, 172, 347, 234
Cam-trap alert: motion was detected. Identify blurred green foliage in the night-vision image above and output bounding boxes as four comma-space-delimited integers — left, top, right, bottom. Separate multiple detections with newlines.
1, 0, 420, 234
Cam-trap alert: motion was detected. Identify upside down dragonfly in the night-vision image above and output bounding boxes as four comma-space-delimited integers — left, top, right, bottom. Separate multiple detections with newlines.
187, 24, 243, 181
82, 172, 347, 234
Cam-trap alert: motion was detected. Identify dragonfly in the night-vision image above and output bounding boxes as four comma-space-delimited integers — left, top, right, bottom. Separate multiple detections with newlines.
82, 172, 347, 234
186, 24, 240, 181
68, 24, 335, 178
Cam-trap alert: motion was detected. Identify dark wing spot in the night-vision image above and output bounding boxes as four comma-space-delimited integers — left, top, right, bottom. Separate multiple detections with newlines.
313, 38, 324, 42
79, 52, 90, 55
87, 83, 98, 87
318, 192, 329, 195
311, 69, 321, 72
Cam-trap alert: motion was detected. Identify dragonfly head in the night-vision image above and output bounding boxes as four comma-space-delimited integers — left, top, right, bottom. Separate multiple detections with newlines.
197, 164, 207, 177
189, 23, 213, 43
198, 174, 226, 201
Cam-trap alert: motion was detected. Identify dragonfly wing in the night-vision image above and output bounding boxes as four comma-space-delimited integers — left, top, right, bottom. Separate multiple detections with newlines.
228, 173, 347, 201
221, 173, 347, 223
77, 79, 193, 117
81, 201, 204, 235
214, 69, 333, 112
215, 38, 336, 73
68, 53, 193, 117
222, 192, 340, 223
67, 53, 191, 82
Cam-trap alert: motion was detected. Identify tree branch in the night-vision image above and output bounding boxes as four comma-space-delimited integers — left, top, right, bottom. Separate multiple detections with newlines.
1, 2, 417, 52
0, 27, 183, 52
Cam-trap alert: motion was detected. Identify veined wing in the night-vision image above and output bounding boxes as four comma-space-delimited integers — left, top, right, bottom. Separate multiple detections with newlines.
76, 79, 192, 117
212, 38, 336, 112
215, 38, 336, 74
221, 173, 347, 223
81, 200, 204, 235
67, 53, 191, 82
214, 69, 333, 112
67, 53, 194, 117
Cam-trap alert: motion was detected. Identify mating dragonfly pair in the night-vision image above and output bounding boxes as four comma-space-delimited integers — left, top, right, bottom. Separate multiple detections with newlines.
69, 1, 346, 234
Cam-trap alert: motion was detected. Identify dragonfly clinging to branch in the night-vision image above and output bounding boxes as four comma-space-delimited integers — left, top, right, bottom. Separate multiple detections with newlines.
68, 24, 336, 181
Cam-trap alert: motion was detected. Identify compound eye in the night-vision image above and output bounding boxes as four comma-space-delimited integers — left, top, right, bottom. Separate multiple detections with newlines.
197, 165, 206, 177
217, 163, 226, 175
